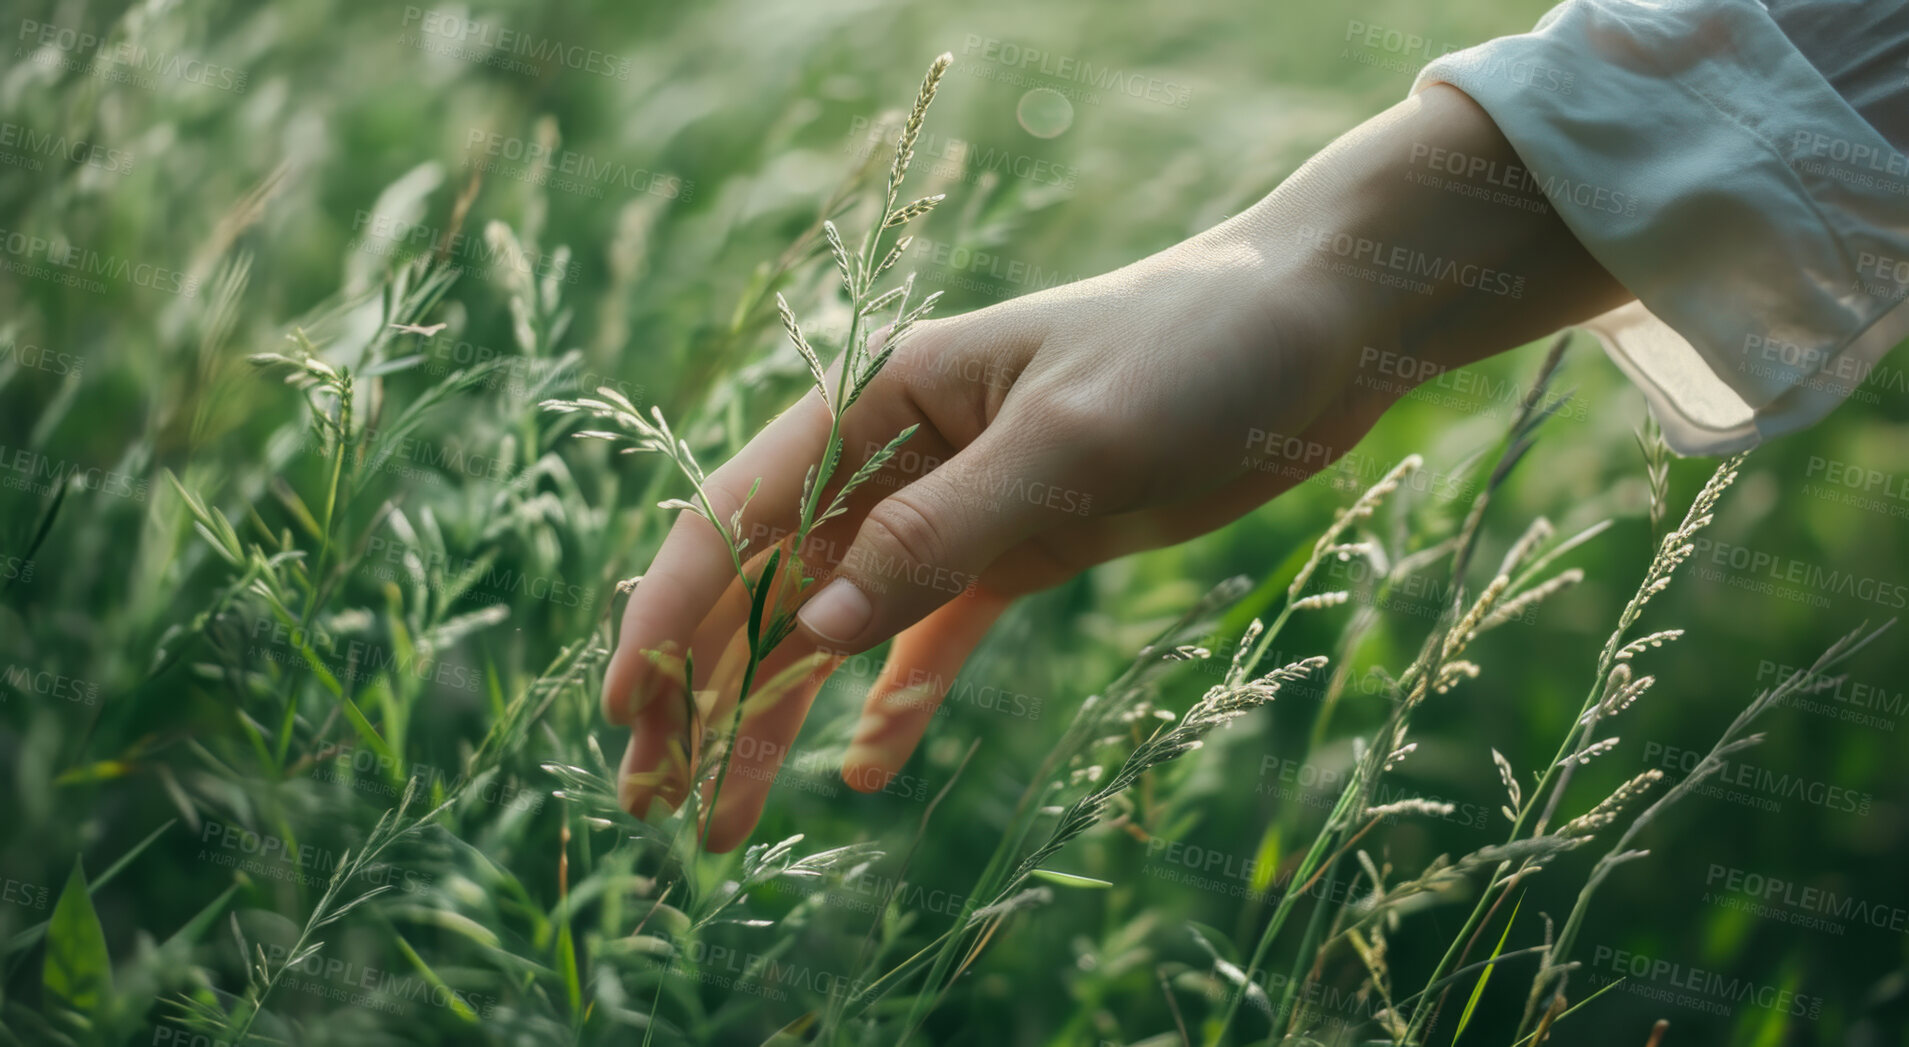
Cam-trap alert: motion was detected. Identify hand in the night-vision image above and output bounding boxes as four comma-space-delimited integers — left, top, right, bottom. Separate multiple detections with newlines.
601, 84, 1629, 851
602, 233, 1394, 850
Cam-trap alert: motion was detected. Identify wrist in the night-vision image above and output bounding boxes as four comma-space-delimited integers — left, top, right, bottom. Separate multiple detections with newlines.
1232, 83, 1630, 399
1207, 213, 1416, 420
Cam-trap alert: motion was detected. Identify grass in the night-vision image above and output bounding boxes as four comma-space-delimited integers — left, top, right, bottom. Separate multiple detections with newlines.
2, 2, 1907, 1044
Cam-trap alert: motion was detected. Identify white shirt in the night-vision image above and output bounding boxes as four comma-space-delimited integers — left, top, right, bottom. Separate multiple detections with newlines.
1413, 0, 1909, 455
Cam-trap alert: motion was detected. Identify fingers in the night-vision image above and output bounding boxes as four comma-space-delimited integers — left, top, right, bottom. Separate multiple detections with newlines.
792, 420, 1070, 657
697, 635, 843, 853
622, 434, 944, 837
612, 419, 957, 821
605, 307, 1024, 833
616, 696, 691, 815
602, 392, 831, 726
842, 588, 1013, 792
613, 602, 753, 816
690, 590, 1012, 851
616, 540, 794, 819
602, 327, 962, 731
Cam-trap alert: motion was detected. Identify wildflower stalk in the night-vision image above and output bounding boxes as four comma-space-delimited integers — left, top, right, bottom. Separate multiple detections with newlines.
1216, 769, 1368, 1040
921, 653, 1329, 1045
544, 55, 955, 864
1518, 620, 1891, 1036
201, 781, 421, 1046
1403, 453, 1744, 1043
1206, 456, 1427, 1042
1240, 343, 1579, 1040
1238, 455, 1424, 683
1212, 451, 1480, 1041
792, 52, 952, 554
873, 580, 1256, 1034
699, 53, 951, 853
1527, 457, 1741, 839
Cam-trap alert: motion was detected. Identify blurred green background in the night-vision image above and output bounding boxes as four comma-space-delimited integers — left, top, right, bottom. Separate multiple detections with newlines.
2, 0, 1907, 1043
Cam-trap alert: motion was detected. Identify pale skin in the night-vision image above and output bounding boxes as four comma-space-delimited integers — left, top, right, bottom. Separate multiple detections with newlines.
602, 83, 1637, 852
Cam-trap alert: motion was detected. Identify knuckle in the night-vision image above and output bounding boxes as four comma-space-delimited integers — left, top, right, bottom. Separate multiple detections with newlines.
1029, 390, 1130, 462
1036, 392, 1107, 438
882, 319, 956, 389
894, 314, 948, 350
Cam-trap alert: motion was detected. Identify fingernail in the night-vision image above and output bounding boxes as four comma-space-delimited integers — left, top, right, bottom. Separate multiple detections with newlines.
797, 578, 872, 645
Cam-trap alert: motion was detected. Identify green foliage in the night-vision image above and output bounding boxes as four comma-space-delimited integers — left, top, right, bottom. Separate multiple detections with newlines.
1, 1, 1905, 1045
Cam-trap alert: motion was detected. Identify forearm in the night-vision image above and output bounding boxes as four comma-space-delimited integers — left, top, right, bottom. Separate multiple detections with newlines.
1231, 83, 1634, 382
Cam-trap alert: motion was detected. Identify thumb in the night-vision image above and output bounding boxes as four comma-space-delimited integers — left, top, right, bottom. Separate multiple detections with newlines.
794, 425, 1064, 655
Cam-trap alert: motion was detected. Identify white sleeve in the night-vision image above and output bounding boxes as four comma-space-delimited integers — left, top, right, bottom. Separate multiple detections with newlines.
1410, 0, 1909, 456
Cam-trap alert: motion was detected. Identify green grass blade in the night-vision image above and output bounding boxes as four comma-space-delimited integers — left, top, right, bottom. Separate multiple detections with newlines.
1508, 976, 1625, 1046
1452, 892, 1522, 1043
1029, 869, 1112, 889
395, 934, 480, 1023
7, 819, 177, 957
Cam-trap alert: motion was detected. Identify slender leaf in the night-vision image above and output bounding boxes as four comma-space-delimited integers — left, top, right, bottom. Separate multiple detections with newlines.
43, 859, 112, 1015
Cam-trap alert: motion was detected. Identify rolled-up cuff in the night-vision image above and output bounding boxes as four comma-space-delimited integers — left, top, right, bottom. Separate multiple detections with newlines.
1411, 0, 1909, 456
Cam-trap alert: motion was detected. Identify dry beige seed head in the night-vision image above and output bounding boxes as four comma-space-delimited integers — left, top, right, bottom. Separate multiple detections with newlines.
883, 193, 945, 229
1434, 660, 1480, 694
1615, 629, 1684, 661
822, 220, 857, 289
1561, 769, 1664, 836
1602, 673, 1654, 718
1443, 575, 1510, 661
1498, 516, 1555, 578
1572, 736, 1620, 765
1481, 568, 1583, 631
1293, 590, 1350, 612
775, 293, 830, 404
1367, 798, 1456, 820
886, 53, 954, 211
1491, 748, 1522, 809
1589, 663, 1633, 719
1346, 455, 1422, 524
1292, 456, 1420, 594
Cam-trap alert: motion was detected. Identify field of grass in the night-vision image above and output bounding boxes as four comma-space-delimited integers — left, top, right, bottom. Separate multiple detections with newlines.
3, 1, 1908, 1044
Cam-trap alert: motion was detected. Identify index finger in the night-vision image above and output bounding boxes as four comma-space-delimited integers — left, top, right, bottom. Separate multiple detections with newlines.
601, 389, 830, 725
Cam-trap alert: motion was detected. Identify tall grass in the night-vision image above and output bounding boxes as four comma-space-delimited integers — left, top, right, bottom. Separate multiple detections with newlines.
1, 25, 1899, 1047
